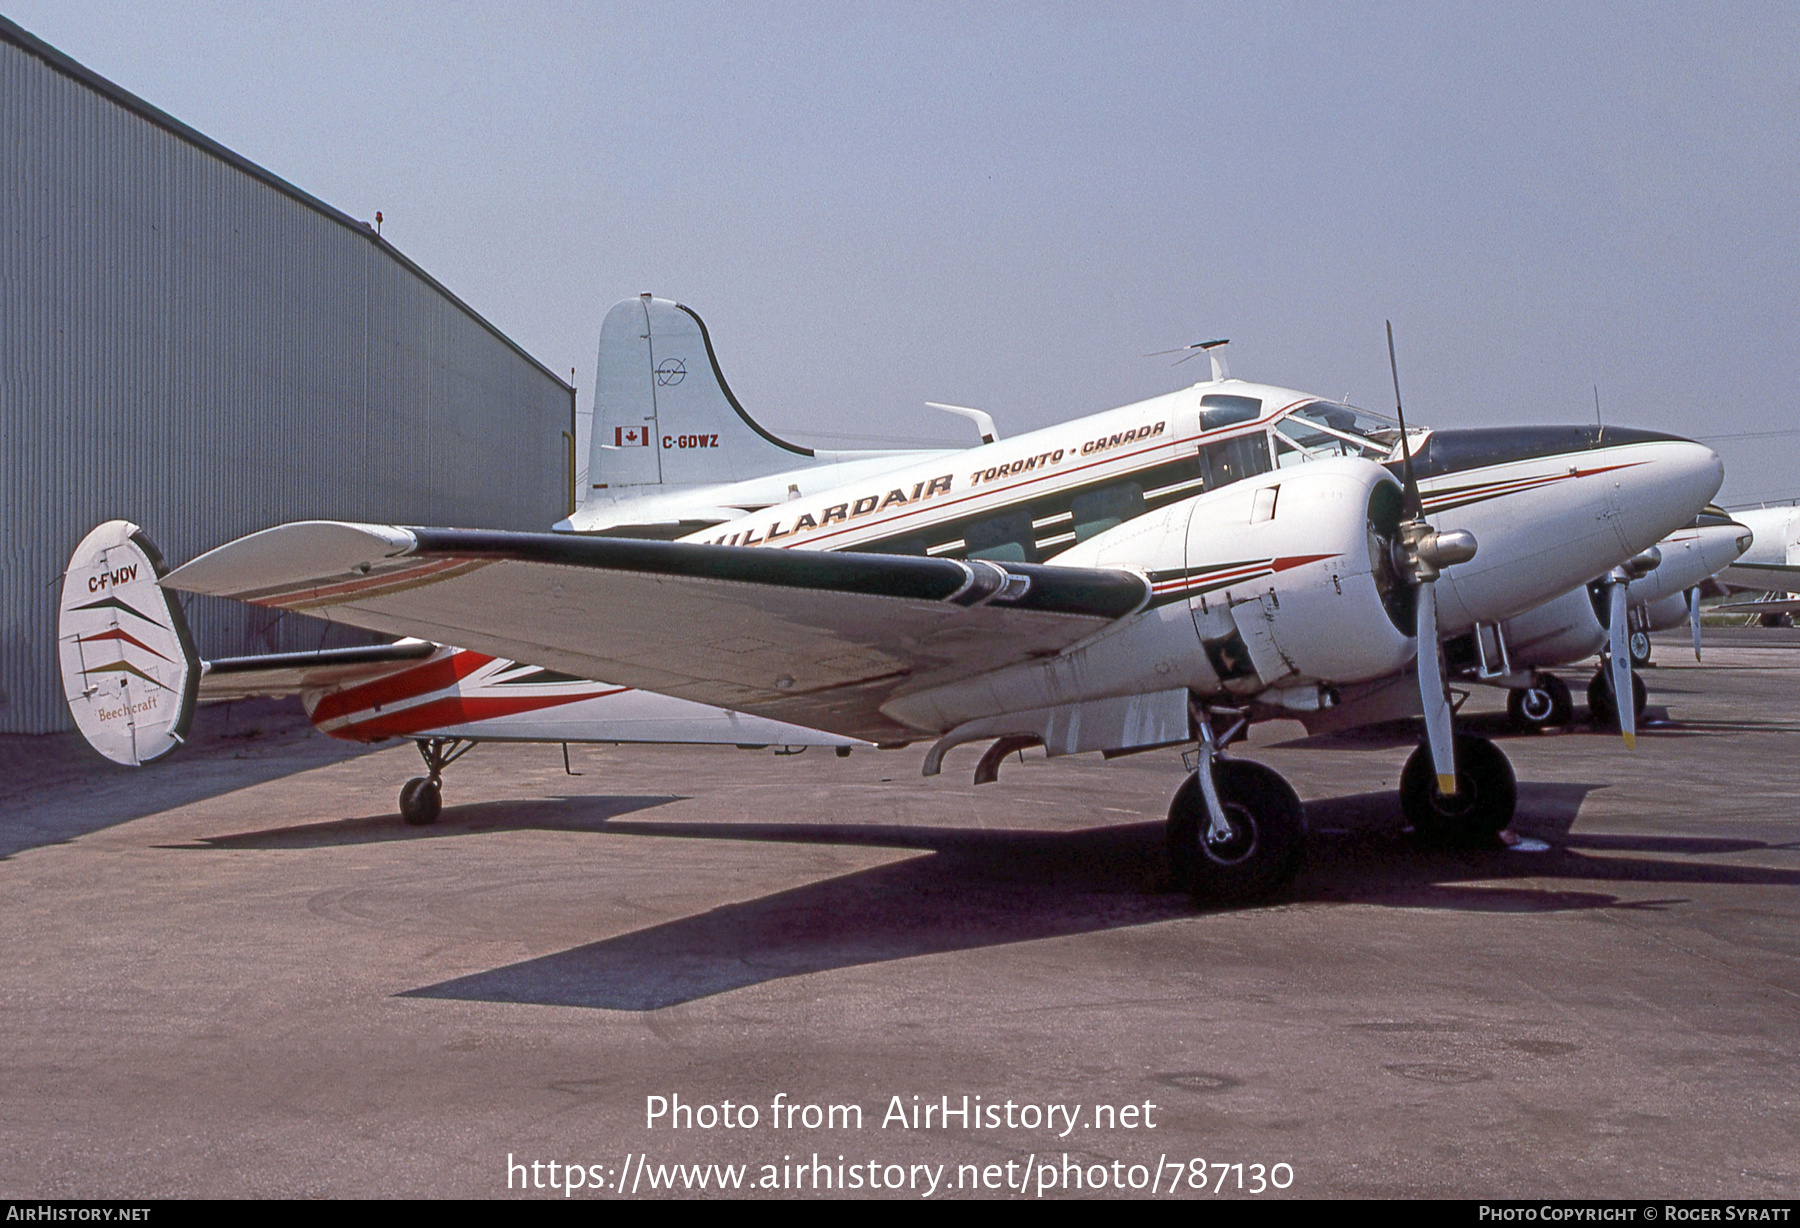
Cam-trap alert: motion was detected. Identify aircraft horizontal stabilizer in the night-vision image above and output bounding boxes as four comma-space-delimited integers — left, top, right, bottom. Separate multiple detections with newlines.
163, 523, 1151, 741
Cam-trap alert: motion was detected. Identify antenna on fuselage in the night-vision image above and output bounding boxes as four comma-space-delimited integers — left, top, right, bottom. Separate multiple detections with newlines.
1142, 338, 1229, 381
926, 402, 1000, 444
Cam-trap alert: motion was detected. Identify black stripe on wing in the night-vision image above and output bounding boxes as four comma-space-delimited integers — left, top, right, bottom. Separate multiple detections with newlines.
402, 528, 1149, 620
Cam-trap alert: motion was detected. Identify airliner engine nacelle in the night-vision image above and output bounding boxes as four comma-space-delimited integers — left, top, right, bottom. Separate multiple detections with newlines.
1496, 515, 1754, 674
884, 459, 1419, 733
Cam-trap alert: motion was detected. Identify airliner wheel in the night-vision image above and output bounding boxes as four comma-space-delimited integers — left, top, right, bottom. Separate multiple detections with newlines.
1506, 674, 1573, 731
399, 777, 442, 826
1628, 630, 1653, 667
1586, 670, 1648, 729
1167, 760, 1306, 904
1400, 734, 1517, 847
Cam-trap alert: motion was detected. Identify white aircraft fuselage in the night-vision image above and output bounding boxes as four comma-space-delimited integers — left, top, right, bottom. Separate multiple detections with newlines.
674, 380, 1723, 647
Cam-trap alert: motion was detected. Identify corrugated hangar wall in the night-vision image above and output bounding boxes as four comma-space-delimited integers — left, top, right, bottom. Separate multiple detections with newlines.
0, 19, 576, 734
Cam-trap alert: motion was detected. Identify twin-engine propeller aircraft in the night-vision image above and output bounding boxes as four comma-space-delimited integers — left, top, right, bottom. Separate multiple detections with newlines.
59, 312, 1725, 900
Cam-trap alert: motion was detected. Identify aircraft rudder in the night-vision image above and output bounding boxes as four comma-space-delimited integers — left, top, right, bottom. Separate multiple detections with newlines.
58, 520, 200, 765
588, 295, 816, 494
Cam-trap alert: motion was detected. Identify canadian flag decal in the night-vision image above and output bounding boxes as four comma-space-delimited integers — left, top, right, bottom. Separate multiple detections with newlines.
615, 426, 651, 447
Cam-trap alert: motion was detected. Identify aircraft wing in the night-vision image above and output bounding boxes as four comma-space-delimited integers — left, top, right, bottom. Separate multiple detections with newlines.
162, 523, 1150, 741
198, 639, 441, 702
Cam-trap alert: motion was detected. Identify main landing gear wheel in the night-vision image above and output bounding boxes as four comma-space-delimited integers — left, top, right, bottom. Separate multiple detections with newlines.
399, 777, 442, 826
1628, 629, 1653, 667
1167, 760, 1306, 903
1400, 733, 1517, 848
1506, 674, 1573, 732
1586, 669, 1647, 729
398, 737, 475, 826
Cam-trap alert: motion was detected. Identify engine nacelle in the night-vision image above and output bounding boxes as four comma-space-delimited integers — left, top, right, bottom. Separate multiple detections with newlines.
883, 459, 1417, 733
1640, 592, 1692, 633
1499, 584, 1606, 672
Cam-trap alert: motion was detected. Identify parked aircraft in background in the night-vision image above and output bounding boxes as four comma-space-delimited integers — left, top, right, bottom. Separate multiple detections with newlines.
63, 310, 1723, 900
1710, 503, 1800, 624
1456, 507, 1752, 732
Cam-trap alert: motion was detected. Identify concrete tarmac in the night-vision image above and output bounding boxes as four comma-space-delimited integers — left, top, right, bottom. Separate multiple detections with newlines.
1, 628, 1796, 1199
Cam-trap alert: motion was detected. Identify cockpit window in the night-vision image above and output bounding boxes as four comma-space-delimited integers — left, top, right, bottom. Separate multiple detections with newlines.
1199, 394, 1263, 431
1281, 402, 1405, 458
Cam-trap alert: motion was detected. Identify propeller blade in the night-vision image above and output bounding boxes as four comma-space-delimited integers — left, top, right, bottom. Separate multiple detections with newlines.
1415, 579, 1458, 793
1609, 578, 1636, 749
1386, 321, 1422, 520
1689, 587, 1703, 662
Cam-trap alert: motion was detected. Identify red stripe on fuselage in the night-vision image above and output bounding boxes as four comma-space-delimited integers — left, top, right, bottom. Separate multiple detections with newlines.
1270, 553, 1338, 573
326, 690, 622, 742
308, 650, 495, 724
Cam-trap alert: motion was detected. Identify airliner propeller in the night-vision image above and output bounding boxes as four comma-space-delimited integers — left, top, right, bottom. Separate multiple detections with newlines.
1385, 323, 1479, 794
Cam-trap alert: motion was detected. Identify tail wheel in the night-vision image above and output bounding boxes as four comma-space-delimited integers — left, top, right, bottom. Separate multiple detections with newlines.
1400, 733, 1517, 847
1167, 760, 1306, 903
399, 777, 442, 826
1587, 669, 1647, 728
1506, 674, 1573, 731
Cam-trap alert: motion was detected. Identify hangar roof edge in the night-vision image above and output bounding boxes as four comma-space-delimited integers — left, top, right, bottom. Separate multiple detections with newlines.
0, 15, 574, 394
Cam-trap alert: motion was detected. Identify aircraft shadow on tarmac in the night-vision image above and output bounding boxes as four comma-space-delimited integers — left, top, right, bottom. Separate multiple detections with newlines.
171, 795, 685, 849
0, 699, 374, 860
390, 781, 1800, 1013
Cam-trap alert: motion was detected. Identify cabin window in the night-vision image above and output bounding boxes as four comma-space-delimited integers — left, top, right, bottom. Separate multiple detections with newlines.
1198, 433, 1274, 491
1070, 482, 1146, 542
1199, 394, 1263, 431
963, 508, 1038, 563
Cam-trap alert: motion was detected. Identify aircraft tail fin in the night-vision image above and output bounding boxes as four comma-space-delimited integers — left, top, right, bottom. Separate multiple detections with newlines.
58, 521, 200, 765
589, 295, 817, 494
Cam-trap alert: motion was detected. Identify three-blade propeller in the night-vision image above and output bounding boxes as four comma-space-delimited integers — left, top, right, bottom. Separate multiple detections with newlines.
1386, 322, 1478, 794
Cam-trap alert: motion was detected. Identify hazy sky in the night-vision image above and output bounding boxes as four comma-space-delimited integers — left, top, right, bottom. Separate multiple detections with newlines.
9, 1, 1797, 504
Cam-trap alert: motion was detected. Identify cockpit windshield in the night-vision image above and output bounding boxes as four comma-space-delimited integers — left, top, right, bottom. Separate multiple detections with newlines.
1274, 401, 1412, 461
